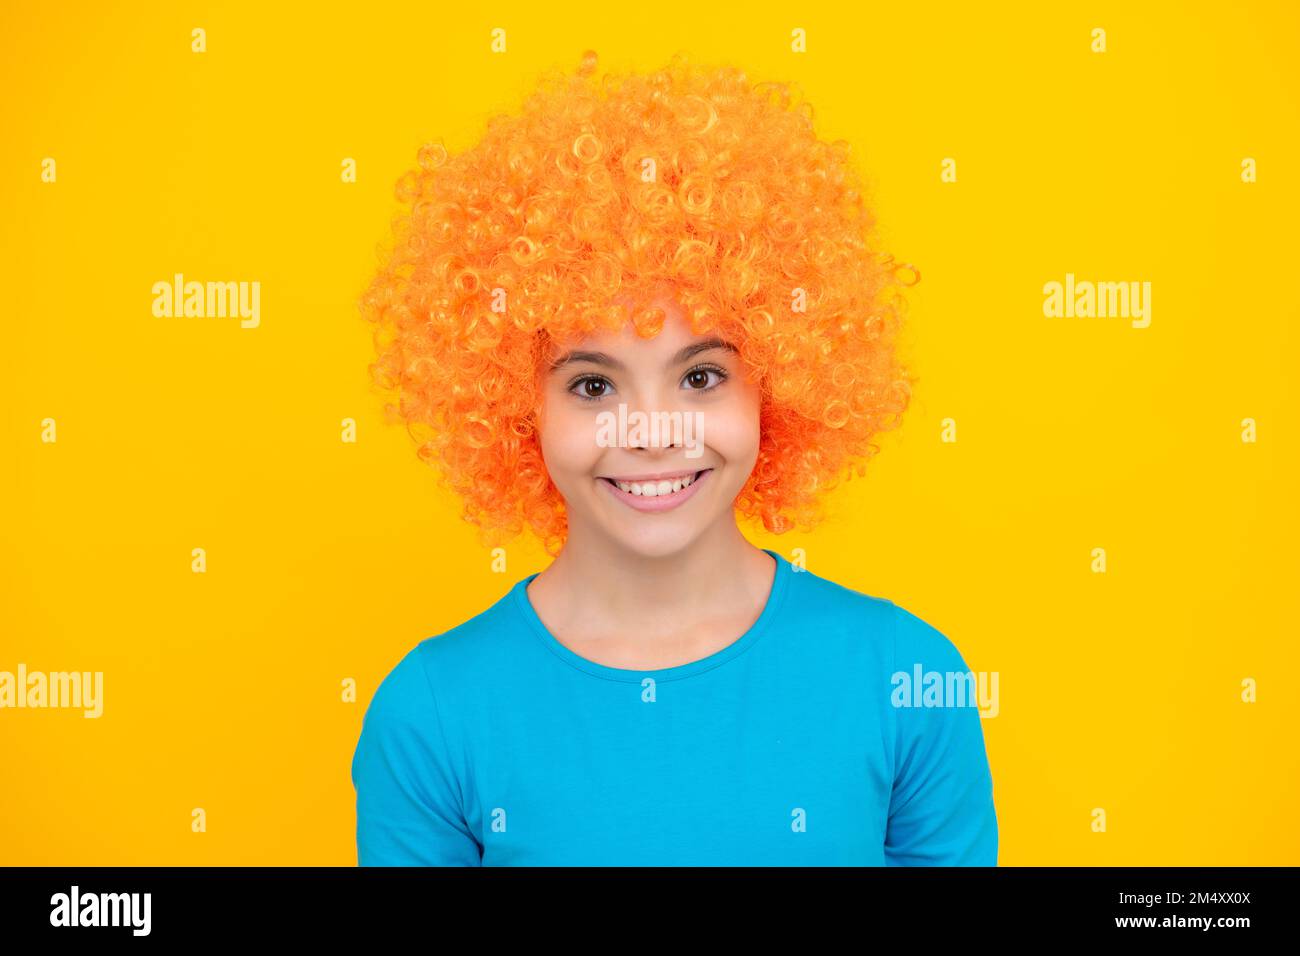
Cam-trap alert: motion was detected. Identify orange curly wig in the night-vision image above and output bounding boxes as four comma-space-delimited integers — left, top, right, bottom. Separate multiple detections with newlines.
360, 50, 918, 557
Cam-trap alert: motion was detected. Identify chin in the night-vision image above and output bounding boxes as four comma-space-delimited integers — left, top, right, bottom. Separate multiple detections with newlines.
605, 523, 706, 560
557, 467, 739, 559
587, 495, 721, 559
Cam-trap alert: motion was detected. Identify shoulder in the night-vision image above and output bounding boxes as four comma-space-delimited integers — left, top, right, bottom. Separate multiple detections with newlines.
889, 601, 971, 672
782, 559, 896, 633
352, 587, 523, 789
782, 559, 969, 667
362, 585, 523, 721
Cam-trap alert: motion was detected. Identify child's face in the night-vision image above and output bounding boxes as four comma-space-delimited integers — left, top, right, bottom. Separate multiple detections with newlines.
537, 292, 762, 559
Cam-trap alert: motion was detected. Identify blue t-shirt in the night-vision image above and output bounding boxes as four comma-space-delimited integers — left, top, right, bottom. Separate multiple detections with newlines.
351, 549, 998, 866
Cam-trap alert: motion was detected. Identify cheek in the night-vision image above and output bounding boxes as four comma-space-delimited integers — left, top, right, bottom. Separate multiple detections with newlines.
538, 400, 601, 477
700, 392, 762, 464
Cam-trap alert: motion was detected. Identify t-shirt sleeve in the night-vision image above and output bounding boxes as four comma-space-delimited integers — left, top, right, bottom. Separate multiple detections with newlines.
350, 642, 483, 866
884, 602, 999, 866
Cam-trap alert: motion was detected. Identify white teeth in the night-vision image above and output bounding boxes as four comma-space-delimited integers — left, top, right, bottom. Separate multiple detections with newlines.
614, 472, 696, 496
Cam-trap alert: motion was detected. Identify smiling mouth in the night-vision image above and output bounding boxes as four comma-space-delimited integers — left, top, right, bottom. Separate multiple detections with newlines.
599, 469, 712, 498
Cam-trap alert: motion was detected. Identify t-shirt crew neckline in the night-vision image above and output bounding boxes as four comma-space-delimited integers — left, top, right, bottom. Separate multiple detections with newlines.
511, 548, 791, 684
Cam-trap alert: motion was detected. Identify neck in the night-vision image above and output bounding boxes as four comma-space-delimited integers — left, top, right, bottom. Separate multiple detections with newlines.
528, 516, 775, 643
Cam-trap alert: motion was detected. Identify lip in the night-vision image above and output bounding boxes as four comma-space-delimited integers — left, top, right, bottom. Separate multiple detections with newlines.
598, 468, 712, 513
599, 468, 700, 483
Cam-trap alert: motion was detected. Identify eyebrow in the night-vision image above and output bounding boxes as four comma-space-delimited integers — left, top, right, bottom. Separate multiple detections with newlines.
549, 336, 737, 373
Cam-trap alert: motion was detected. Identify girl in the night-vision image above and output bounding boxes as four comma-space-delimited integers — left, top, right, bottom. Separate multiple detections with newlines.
351, 51, 997, 866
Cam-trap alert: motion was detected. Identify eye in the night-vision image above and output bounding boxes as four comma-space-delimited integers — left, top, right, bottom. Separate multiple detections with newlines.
568, 374, 614, 402
681, 363, 728, 391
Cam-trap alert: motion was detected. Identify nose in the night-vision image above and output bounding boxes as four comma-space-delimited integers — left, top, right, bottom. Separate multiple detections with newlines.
623, 388, 690, 455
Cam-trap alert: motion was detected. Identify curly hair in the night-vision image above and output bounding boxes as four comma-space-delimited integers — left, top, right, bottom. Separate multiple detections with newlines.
360, 49, 918, 557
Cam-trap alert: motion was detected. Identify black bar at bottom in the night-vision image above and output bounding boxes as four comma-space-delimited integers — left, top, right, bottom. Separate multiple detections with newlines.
0, 866, 1287, 941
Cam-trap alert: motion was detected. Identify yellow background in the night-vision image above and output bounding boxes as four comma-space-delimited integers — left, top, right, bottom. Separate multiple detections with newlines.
2, 1, 1297, 865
